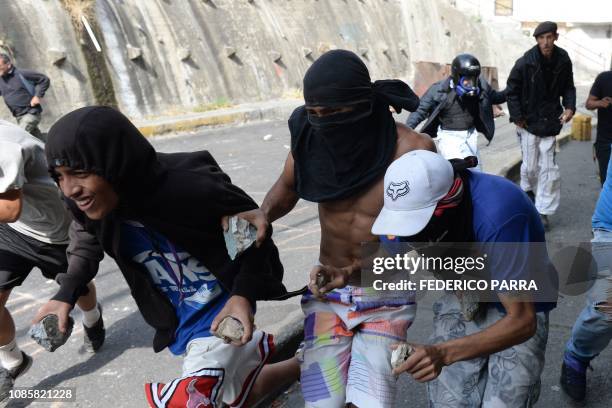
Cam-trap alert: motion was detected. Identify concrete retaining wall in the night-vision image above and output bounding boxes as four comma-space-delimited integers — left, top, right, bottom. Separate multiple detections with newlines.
0, 0, 533, 127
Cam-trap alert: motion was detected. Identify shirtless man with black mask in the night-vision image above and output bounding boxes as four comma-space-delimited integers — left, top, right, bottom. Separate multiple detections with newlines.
240, 50, 434, 408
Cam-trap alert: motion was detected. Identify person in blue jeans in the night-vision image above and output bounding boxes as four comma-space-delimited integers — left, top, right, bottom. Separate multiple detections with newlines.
561, 150, 612, 402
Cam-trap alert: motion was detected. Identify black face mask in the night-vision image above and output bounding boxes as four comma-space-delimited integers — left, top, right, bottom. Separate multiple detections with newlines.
306, 100, 373, 130
290, 49, 420, 203
397, 210, 454, 245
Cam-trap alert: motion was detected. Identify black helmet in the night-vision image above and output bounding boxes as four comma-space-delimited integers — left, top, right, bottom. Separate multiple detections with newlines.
451, 54, 481, 97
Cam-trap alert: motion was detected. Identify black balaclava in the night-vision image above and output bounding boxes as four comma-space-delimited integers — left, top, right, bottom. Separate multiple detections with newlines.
290, 49, 420, 202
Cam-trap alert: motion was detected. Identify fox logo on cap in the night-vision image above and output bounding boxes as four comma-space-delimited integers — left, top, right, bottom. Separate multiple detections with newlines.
386, 181, 410, 201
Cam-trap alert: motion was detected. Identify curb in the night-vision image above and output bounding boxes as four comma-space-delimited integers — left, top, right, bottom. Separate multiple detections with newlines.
254, 311, 304, 407
135, 100, 301, 138
265, 309, 304, 364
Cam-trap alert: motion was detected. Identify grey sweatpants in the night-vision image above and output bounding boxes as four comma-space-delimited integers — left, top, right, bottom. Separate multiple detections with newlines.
427, 293, 549, 408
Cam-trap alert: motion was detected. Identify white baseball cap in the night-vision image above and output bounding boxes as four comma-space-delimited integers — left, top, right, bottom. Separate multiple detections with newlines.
371, 150, 454, 237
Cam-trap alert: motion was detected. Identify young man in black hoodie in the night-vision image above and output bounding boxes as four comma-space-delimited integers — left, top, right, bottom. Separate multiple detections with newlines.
32, 106, 293, 407
506, 21, 576, 230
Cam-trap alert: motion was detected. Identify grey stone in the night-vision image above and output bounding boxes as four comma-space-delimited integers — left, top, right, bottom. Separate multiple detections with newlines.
223, 216, 257, 260
214, 316, 244, 343
391, 343, 414, 370
315, 271, 329, 290
28, 314, 74, 352
457, 290, 481, 321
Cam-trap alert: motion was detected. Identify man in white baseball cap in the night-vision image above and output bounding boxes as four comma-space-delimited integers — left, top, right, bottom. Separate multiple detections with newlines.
372, 150, 557, 407
372, 150, 454, 238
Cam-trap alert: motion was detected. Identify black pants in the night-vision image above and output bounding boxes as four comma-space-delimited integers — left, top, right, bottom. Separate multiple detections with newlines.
594, 140, 611, 185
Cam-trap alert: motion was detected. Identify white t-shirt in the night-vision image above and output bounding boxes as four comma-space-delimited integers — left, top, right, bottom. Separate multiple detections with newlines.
0, 120, 70, 244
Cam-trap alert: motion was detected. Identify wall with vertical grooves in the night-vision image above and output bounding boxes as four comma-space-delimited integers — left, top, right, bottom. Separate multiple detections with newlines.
0, 0, 533, 126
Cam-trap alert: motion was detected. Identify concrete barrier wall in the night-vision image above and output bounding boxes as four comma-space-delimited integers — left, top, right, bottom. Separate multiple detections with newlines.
0, 0, 533, 126
0, 1, 96, 127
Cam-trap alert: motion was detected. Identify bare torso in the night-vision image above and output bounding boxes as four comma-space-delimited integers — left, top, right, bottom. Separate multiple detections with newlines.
317, 123, 435, 284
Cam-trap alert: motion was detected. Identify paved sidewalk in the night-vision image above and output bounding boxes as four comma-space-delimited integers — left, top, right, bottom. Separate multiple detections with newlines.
133, 99, 302, 137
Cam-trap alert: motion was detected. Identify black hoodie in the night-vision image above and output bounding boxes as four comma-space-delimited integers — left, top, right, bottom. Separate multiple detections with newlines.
45, 106, 289, 352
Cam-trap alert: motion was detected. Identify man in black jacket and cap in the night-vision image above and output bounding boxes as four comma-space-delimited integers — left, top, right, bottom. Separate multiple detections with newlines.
238, 49, 434, 407
406, 53, 506, 171
32, 106, 293, 407
506, 21, 576, 230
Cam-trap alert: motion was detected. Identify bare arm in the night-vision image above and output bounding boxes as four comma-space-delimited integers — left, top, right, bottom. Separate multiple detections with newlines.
437, 296, 535, 365
395, 295, 536, 381
260, 152, 299, 223
0, 189, 22, 223
230, 152, 299, 245
586, 94, 612, 110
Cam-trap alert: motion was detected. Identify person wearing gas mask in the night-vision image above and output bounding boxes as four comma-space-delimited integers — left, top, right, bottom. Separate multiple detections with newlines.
406, 54, 506, 171
235, 49, 435, 407
372, 150, 557, 407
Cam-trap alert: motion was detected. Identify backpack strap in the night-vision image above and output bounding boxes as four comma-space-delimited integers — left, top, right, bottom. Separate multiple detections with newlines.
17, 71, 36, 97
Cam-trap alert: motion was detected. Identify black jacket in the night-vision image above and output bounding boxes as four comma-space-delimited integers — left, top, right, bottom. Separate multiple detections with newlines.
0, 67, 50, 117
46, 107, 291, 352
506, 45, 576, 136
406, 77, 506, 142
55, 185, 287, 352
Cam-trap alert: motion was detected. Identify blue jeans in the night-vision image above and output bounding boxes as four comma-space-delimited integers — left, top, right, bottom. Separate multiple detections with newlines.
565, 229, 612, 362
